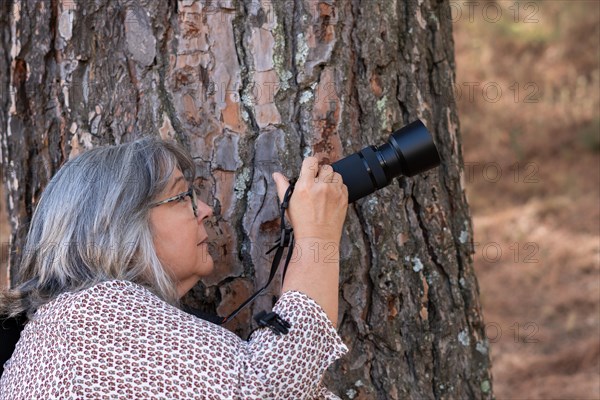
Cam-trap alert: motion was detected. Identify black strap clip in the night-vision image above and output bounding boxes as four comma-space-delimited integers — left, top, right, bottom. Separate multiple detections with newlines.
254, 311, 291, 335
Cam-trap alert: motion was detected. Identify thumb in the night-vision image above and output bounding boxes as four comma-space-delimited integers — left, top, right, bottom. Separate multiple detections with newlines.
272, 172, 290, 204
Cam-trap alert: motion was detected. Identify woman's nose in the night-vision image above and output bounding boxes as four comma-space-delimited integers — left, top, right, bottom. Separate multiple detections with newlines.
197, 201, 213, 223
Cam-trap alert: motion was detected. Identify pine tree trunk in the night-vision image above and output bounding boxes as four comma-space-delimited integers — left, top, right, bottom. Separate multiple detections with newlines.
0, 0, 493, 398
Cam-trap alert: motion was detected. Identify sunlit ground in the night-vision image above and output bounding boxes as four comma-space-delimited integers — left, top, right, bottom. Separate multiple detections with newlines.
454, 1, 600, 398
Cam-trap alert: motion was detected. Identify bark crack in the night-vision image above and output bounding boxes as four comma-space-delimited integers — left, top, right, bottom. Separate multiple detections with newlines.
410, 190, 452, 400
395, 74, 410, 124
235, 0, 259, 135
411, 191, 455, 307
348, 0, 375, 340
289, 0, 307, 159
157, 3, 181, 141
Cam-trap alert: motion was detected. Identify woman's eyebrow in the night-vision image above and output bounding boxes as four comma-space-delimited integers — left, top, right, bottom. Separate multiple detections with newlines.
170, 176, 186, 193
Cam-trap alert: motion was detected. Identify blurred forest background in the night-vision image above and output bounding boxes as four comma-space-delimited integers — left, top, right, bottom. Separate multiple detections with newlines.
453, 0, 599, 398
1, 1, 599, 398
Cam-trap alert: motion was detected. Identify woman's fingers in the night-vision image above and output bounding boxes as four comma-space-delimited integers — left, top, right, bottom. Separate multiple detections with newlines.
272, 156, 348, 242
298, 157, 320, 184
297, 158, 342, 186
271, 172, 290, 204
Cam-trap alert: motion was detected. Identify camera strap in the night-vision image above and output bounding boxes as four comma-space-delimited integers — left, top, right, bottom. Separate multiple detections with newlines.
182, 178, 297, 336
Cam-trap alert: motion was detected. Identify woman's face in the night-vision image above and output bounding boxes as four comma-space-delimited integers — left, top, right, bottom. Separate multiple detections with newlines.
149, 168, 214, 297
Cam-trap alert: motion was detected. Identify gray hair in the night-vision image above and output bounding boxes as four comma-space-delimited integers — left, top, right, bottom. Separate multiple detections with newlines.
0, 136, 196, 319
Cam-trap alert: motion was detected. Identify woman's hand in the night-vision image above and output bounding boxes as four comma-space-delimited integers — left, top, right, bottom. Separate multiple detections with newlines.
272, 157, 349, 328
272, 157, 349, 244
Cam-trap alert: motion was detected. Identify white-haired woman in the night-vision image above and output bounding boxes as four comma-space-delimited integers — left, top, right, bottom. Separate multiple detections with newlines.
0, 137, 349, 399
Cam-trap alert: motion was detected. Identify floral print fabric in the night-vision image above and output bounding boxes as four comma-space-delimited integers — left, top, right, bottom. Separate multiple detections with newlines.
0, 280, 347, 399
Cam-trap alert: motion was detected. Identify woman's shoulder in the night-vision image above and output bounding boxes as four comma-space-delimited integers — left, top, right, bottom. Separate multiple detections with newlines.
33, 279, 237, 345
34, 280, 155, 316
67, 279, 162, 310
33, 280, 188, 330
57, 280, 175, 317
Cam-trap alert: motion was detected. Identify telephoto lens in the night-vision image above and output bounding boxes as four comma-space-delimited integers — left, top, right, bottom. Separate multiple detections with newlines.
331, 120, 441, 203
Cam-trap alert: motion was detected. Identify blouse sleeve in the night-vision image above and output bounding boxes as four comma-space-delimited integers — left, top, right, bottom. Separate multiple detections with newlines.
236, 290, 348, 399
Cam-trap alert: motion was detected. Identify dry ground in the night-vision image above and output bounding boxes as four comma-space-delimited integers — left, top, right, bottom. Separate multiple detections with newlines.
454, 1, 600, 398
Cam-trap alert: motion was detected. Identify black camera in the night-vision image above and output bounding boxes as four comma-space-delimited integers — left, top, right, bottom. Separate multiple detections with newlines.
185, 120, 441, 327
331, 119, 441, 203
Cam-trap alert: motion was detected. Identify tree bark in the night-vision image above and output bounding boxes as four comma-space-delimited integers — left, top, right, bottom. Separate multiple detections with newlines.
0, 0, 493, 398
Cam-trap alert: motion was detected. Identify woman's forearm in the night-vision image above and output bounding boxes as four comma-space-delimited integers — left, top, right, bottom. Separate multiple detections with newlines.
281, 237, 341, 328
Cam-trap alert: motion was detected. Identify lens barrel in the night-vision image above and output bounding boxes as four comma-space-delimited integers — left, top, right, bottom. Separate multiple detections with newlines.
331, 120, 440, 203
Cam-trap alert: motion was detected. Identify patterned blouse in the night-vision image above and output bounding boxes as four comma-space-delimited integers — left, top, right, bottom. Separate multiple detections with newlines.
0, 280, 348, 399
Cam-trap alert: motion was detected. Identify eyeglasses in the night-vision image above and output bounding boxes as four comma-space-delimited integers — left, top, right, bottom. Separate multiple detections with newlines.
149, 184, 199, 218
